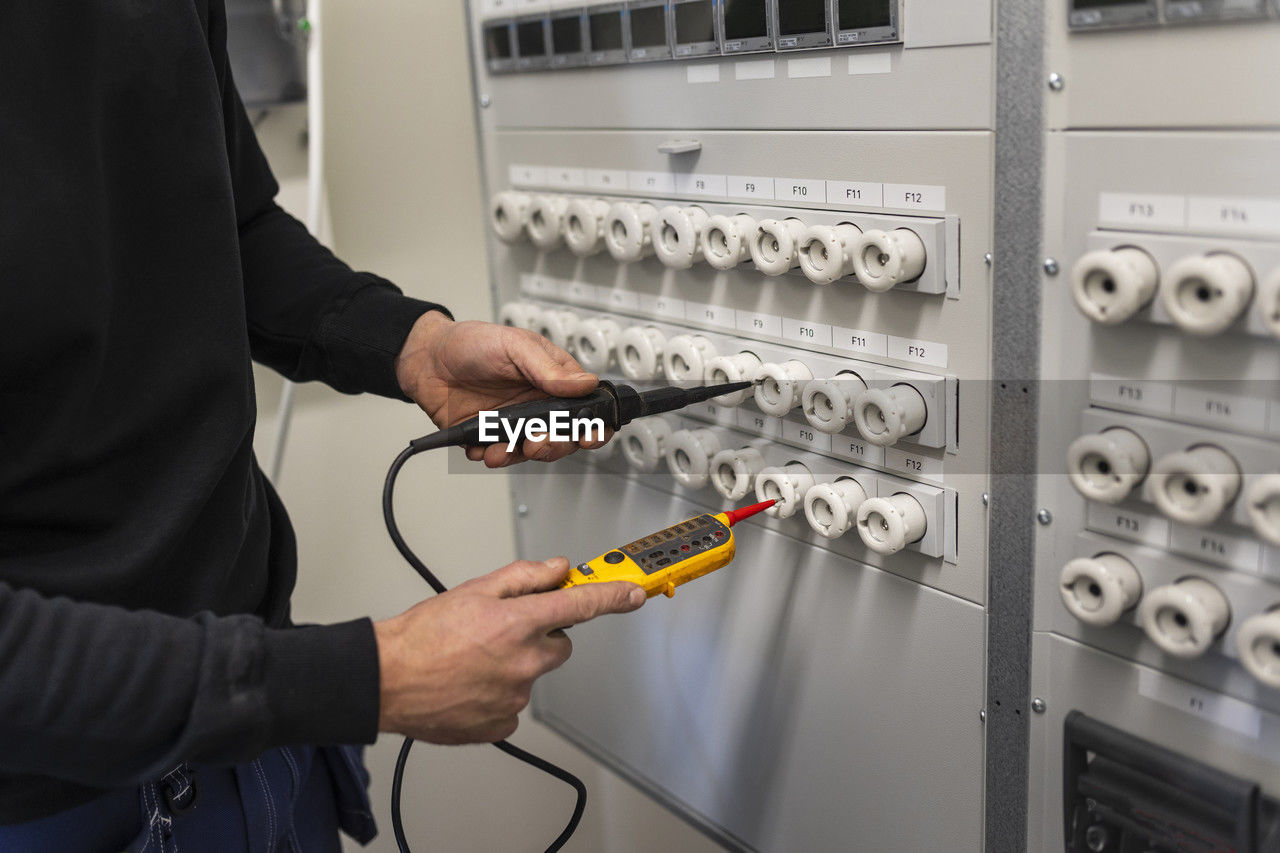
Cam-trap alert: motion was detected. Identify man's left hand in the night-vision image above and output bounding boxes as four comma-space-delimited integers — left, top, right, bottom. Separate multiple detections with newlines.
395, 311, 610, 467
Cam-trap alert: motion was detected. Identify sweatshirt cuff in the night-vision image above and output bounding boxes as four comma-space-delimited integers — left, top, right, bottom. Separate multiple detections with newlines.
323, 279, 451, 400
262, 618, 380, 747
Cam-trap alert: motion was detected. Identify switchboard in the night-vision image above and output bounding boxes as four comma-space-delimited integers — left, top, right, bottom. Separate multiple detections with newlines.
468, 0, 994, 848
461, 0, 1279, 850
1030, 6, 1280, 853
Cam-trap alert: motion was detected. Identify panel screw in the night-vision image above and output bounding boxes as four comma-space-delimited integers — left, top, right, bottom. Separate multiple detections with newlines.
981, 493, 990, 507
1084, 824, 1108, 852
1048, 72, 1065, 91
1043, 258, 1060, 276
517, 504, 529, 517
979, 709, 986, 722
1032, 697, 1046, 714
984, 252, 993, 267
1037, 509, 1053, 525
480, 94, 492, 108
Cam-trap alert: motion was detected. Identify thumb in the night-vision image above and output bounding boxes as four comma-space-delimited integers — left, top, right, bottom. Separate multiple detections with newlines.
471, 557, 572, 598
511, 332, 599, 398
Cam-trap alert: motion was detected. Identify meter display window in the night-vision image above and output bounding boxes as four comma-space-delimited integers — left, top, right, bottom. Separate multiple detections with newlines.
629, 5, 669, 49
778, 0, 827, 35
838, 0, 892, 29
721, 0, 770, 51
673, 0, 717, 56
484, 23, 513, 61
551, 15, 583, 54
776, 0, 831, 48
675, 1, 715, 43
516, 20, 546, 57
1068, 0, 1157, 27
589, 10, 625, 52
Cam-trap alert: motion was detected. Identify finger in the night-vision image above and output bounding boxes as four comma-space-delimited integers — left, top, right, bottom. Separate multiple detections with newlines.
519, 581, 646, 632
507, 333, 598, 399
471, 558, 571, 598
538, 631, 573, 673
580, 428, 614, 451
465, 446, 485, 462
521, 436, 579, 464
482, 443, 526, 468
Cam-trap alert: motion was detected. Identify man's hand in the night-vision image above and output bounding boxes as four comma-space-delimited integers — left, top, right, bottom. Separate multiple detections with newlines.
395, 311, 609, 467
374, 557, 644, 744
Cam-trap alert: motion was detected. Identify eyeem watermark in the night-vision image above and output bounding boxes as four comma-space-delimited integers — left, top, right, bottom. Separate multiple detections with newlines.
477, 410, 606, 452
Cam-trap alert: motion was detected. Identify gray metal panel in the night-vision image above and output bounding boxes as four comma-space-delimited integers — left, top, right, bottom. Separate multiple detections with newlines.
473, 45, 993, 131
987, 0, 1045, 849
1044, 5, 1280, 130
521, 468, 987, 852
1027, 633, 1280, 851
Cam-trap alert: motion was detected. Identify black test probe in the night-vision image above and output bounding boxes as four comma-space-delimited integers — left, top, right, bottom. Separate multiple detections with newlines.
382, 378, 755, 852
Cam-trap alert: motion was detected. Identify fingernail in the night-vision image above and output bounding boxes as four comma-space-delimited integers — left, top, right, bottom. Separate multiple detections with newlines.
572, 372, 595, 381
628, 588, 646, 607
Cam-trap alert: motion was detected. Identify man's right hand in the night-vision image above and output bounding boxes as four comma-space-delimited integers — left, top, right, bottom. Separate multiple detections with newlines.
373, 557, 645, 744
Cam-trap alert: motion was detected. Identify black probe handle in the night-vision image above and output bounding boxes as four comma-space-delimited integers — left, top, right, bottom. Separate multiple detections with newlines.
412, 383, 622, 450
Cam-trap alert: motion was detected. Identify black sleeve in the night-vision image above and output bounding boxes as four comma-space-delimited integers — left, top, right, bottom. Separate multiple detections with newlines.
0, 581, 379, 788
214, 10, 450, 399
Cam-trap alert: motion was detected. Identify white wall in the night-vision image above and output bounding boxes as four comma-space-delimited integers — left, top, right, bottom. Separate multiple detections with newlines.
250, 2, 721, 850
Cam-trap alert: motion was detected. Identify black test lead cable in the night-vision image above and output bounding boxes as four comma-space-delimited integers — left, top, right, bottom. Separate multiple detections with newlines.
382, 441, 587, 853
379, 378, 755, 852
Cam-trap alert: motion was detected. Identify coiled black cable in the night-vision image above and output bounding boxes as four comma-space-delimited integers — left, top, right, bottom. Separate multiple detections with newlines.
382, 441, 587, 853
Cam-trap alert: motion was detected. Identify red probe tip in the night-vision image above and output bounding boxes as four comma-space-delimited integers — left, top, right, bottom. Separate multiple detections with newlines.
723, 499, 776, 526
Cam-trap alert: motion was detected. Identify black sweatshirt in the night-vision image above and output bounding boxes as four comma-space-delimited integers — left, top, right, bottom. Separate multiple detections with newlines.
0, 2, 447, 823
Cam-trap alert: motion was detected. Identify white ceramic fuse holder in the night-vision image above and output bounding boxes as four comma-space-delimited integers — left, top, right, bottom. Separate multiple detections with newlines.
755, 463, 816, 519
491, 191, 532, 244
710, 447, 767, 501
572, 318, 621, 373
619, 418, 673, 474
1066, 427, 1151, 505
1070, 247, 1160, 325
1246, 474, 1280, 547
665, 429, 723, 490
663, 334, 717, 385
534, 309, 581, 351
1148, 445, 1242, 527
617, 325, 667, 381
705, 352, 763, 406
798, 223, 862, 286
801, 372, 868, 435
498, 302, 544, 331
563, 197, 612, 257
604, 201, 658, 263
653, 206, 709, 269
527, 195, 569, 250
1059, 553, 1143, 627
750, 219, 807, 276
1139, 577, 1230, 659
754, 361, 815, 417
1235, 610, 1280, 689
701, 214, 757, 271
804, 478, 868, 540
850, 228, 927, 292
1160, 252, 1255, 336
856, 493, 927, 555
853, 385, 928, 447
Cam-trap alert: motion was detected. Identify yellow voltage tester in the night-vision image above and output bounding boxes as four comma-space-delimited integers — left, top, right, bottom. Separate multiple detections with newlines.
562, 500, 776, 599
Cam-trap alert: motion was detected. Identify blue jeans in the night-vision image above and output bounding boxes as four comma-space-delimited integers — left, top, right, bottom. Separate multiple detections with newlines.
0, 746, 376, 852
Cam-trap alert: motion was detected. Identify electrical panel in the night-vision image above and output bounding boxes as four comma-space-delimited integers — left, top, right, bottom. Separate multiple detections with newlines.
1030, 5, 1280, 853
468, 0, 994, 848
463, 0, 1278, 849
